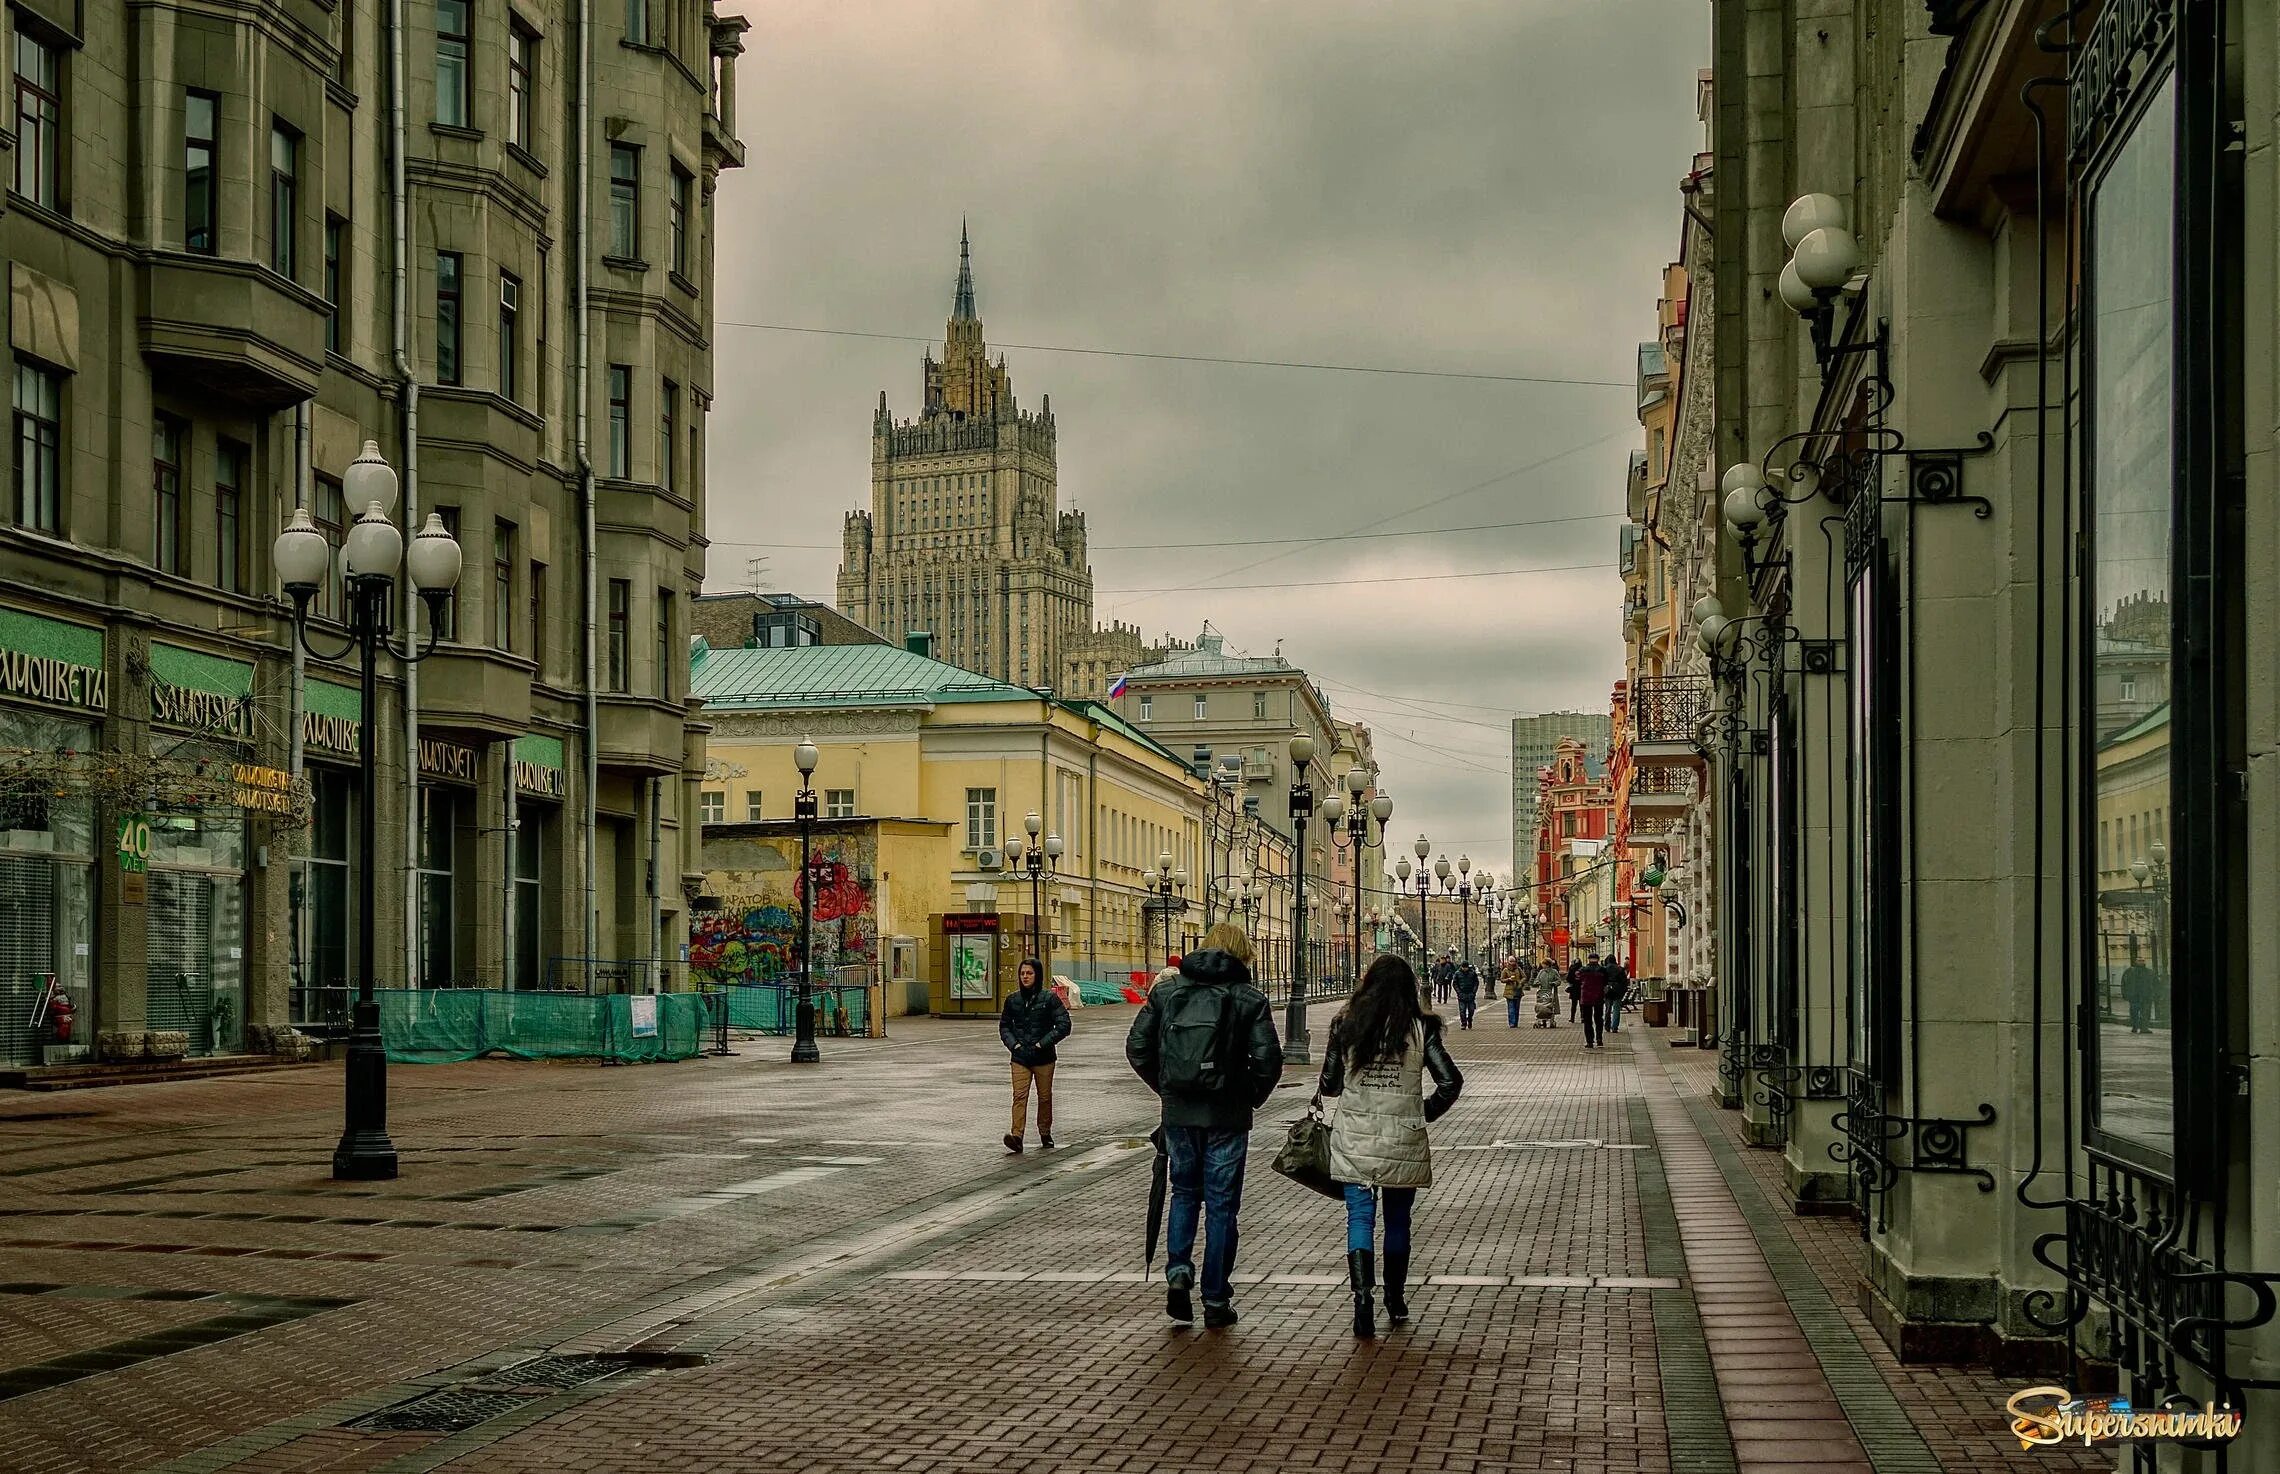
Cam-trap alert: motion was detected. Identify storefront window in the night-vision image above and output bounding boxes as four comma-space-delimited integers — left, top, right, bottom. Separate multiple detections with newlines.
0, 711, 97, 1067
148, 810, 246, 1056
2086, 71, 2178, 1163
416, 786, 474, 986
292, 768, 355, 1030
514, 808, 546, 989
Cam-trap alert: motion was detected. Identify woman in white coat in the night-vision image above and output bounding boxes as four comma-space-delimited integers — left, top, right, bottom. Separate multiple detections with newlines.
1316, 954, 1464, 1338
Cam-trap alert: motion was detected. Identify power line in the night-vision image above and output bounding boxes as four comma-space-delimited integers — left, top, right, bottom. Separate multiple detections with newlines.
703, 508, 1623, 557
1098, 559, 1613, 595
719, 320, 1631, 388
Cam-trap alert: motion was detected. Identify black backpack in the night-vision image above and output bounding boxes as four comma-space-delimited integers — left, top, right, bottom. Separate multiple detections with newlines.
1157, 982, 1243, 1097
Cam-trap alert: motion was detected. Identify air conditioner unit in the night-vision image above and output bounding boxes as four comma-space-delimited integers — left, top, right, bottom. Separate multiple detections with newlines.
974, 847, 1001, 869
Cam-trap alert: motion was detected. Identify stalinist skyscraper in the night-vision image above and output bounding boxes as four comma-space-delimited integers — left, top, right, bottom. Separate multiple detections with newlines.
837, 227, 1096, 689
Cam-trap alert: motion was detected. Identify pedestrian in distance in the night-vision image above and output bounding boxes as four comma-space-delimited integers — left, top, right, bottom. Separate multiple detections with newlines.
1453, 960, 1480, 1030
1566, 958, 1582, 1022
1431, 954, 1454, 1004
1578, 955, 1607, 1049
1317, 954, 1463, 1338
1603, 959, 1629, 1035
1125, 921, 1284, 1329
1533, 957, 1562, 1027
1000, 957, 1071, 1153
2118, 941, 2156, 1034
1502, 960, 1526, 1028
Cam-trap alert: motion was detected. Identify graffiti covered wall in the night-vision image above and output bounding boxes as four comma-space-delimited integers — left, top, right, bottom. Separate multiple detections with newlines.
693, 828, 879, 984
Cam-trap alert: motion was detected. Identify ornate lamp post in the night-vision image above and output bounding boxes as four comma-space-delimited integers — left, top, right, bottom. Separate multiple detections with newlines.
791, 735, 821, 1063
1477, 873, 1498, 976
1406, 834, 1432, 959
1321, 763, 1393, 990
1145, 851, 1188, 967
1285, 733, 1316, 1064
1003, 812, 1063, 968
273, 440, 462, 1180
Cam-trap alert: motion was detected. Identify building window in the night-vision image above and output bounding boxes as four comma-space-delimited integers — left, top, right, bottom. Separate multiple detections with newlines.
1139, 695, 1152, 721
744, 790, 762, 821
1253, 691, 1267, 720
435, 251, 462, 384
312, 472, 345, 619
606, 579, 630, 690
498, 271, 521, 401
12, 361, 61, 533
660, 379, 677, 493
432, 507, 459, 638
669, 164, 691, 277
323, 214, 346, 352
507, 22, 535, 151
529, 562, 546, 672
152, 416, 186, 575
184, 90, 218, 253
270, 122, 299, 277
493, 521, 515, 649
655, 587, 674, 696
216, 440, 246, 592
698, 790, 724, 824
608, 144, 638, 259
607, 364, 630, 476
825, 789, 856, 819
513, 815, 543, 990
1194, 694, 1207, 720
625, 0, 647, 45
965, 788, 997, 850
435, 0, 470, 127
2120, 674, 2138, 702
12, 32, 59, 208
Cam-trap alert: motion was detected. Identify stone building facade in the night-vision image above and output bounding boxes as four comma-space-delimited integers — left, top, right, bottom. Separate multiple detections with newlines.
0, 0, 744, 1067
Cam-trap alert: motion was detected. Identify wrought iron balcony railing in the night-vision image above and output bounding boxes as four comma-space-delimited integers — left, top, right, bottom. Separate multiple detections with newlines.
1632, 675, 1712, 745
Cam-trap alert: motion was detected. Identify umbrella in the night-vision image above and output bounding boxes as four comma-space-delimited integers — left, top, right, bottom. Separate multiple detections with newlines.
1143, 1125, 1168, 1275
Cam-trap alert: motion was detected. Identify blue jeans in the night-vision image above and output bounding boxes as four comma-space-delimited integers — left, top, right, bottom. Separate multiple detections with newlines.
1163, 1125, 1248, 1304
1343, 1184, 1415, 1254
1606, 998, 1623, 1031
1507, 994, 1521, 1027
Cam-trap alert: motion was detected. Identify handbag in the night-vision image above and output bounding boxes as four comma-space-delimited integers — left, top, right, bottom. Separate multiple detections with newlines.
1272, 1097, 1343, 1200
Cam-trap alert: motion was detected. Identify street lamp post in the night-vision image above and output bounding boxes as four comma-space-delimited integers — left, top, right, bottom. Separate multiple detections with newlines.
1406, 834, 1432, 959
1285, 734, 1316, 1065
273, 440, 463, 1181
791, 735, 821, 1063
1003, 814, 1064, 969
1321, 763, 1392, 990
1146, 851, 1188, 968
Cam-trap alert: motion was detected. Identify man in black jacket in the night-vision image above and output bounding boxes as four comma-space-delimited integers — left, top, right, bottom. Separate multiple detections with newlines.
1126, 923, 1283, 1328
1000, 957, 1071, 1153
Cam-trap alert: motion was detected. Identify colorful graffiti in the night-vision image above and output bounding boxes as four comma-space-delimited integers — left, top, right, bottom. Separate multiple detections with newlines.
691, 831, 878, 984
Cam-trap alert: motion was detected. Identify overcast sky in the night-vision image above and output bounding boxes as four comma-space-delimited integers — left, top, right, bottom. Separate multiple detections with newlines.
707, 0, 1709, 880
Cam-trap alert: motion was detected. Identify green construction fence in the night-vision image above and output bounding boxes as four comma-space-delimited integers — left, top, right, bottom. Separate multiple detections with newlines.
379, 988, 711, 1064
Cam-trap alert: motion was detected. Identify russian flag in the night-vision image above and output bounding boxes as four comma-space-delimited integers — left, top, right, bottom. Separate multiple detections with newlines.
1108, 672, 1129, 700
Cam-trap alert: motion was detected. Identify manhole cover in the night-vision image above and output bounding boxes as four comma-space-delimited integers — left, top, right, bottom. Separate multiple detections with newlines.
490, 1355, 640, 1390
347, 1388, 534, 1434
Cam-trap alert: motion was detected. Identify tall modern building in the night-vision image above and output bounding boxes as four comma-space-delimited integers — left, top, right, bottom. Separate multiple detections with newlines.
838, 229, 1096, 690
1510, 712, 1610, 881
0, 0, 745, 1068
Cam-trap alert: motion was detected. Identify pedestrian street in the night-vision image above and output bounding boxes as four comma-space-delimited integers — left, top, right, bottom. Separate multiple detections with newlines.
0, 1010, 2106, 1473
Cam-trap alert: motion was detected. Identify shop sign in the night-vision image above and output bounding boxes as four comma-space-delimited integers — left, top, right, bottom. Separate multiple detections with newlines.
232, 763, 294, 814
0, 650, 107, 711
942, 913, 1001, 935
514, 734, 568, 798
303, 709, 361, 756
418, 737, 479, 784
117, 811, 149, 903
151, 682, 251, 740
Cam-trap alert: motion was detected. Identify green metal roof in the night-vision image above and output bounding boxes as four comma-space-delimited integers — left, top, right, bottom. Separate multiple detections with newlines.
691, 643, 1033, 711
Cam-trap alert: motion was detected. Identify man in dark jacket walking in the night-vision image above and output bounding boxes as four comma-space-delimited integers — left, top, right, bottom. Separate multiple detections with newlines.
1453, 961, 1481, 1029
1000, 958, 1071, 1153
1577, 955, 1607, 1049
1566, 958, 1583, 1022
1126, 922, 1283, 1328
1603, 959, 1630, 1034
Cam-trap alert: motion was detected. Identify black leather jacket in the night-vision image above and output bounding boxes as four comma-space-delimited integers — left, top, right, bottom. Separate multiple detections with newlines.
1315, 1014, 1463, 1123
1000, 982, 1071, 1067
1124, 949, 1284, 1130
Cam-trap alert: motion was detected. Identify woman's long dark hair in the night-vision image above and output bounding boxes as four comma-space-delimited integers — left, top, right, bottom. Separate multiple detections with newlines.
1337, 955, 1434, 1069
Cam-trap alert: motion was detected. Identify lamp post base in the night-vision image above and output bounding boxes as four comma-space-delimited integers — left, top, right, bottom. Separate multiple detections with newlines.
331, 1009, 398, 1181
791, 996, 821, 1064
1284, 990, 1310, 1066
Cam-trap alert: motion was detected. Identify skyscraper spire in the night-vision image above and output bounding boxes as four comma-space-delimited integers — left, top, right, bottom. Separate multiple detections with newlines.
953, 218, 977, 322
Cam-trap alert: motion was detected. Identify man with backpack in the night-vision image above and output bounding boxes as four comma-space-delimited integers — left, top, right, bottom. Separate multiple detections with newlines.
1125, 921, 1284, 1329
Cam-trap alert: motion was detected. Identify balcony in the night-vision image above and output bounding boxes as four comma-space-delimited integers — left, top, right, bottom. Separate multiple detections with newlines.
1632, 675, 1711, 767
416, 646, 533, 739
1627, 767, 1694, 829
139, 257, 326, 411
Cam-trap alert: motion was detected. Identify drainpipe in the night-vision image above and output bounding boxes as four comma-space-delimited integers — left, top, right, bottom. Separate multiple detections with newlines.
1085, 735, 1098, 981
576, 0, 599, 977
503, 753, 518, 987
289, 402, 309, 1013
388, 0, 423, 987
647, 776, 662, 992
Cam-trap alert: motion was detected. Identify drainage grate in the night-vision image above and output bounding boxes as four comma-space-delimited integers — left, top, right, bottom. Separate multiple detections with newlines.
347, 1388, 535, 1434
489, 1354, 641, 1390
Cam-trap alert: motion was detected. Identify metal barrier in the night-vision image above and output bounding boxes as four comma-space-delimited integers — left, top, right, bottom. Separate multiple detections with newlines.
705, 980, 877, 1038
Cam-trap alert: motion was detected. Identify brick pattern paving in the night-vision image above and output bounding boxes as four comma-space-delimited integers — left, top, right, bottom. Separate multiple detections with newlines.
0, 1003, 2092, 1472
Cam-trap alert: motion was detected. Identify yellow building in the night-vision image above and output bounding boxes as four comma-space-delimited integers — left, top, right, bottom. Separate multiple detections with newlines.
690, 637, 1207, 1011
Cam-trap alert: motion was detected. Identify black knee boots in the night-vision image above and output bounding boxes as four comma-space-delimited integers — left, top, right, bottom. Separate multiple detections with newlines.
1348, 1249, 1375, 1338
1382, 1251, 1410, 1325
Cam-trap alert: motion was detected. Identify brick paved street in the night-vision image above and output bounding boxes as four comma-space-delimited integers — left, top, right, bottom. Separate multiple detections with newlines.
0, 1012, 2103, 1473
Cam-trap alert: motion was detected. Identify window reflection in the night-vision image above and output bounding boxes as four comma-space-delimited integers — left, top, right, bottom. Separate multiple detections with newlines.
2088, 72, 2176, 1160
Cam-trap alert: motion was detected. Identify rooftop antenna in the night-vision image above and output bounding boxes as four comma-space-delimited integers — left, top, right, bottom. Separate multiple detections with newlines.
744, 556, 771, 594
